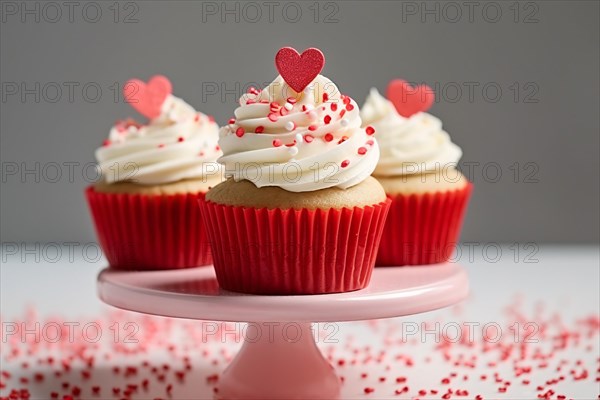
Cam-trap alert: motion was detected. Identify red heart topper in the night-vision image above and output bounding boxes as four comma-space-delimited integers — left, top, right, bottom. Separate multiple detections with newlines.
123, 75, 172, 119
275, 47, 325, 93
386, 79, 435, 118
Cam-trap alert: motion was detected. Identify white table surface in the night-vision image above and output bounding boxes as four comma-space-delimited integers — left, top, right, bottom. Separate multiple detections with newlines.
1, 245, 598, 399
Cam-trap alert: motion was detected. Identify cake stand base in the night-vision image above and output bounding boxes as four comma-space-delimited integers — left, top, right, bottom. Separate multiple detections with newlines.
217, 322, 339, 400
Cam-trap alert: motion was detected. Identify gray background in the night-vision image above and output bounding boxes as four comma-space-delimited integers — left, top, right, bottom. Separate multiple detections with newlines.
1, 0, 598, 244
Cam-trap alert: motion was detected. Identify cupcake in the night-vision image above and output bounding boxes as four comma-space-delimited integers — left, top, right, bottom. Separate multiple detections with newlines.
361, 80, 472, 266
199, 47, 390, 295
86, 75, 223, 270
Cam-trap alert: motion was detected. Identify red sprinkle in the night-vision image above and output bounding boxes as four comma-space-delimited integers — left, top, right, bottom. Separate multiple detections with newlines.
364, 387, 375, 394
341, 160, 350, 168
308, 125, 318, 131
255, 126, 265, 134
178, 136, 184, 142
324, 115, 332, 124
235, 127, 245, 137
366, 126, 375, 135
268, 113, 278, 122
304, 134, 314, 143
358, 147, 367, 155
272, 139, 283, 147
324, 133, 334, 142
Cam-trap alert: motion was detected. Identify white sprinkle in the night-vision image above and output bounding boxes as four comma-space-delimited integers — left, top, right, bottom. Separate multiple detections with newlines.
304, 104, 314, 111
288, 146, 299, 156
340, 118, 349, 127
285, 121, 295, 131
284, 102, 293, 111
295, 133, 303, 143
168, 110, 180, 121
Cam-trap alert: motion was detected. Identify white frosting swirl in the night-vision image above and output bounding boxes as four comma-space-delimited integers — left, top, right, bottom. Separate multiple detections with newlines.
218, 75, 379, 192
361, 88, 462, 177
96, 95, 222, 185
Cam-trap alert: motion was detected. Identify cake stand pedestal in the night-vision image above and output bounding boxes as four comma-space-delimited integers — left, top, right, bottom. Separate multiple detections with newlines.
97, 263, 468, 399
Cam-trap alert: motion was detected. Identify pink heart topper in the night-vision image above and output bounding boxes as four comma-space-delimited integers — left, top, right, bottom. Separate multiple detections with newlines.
123, 75, 172, 119
386, 79, 435, 118
275, 47, 325, 93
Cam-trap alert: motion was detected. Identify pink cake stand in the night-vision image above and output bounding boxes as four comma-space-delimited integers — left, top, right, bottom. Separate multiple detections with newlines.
97, 263, 468, 399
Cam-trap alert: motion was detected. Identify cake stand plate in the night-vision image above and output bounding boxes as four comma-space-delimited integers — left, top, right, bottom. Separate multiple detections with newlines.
98, 264, 468, 399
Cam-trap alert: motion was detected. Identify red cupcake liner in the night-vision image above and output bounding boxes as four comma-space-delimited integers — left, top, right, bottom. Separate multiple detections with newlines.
85, 186, 212, 270
199, 198, 391, 295
376, 182, 473, 266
